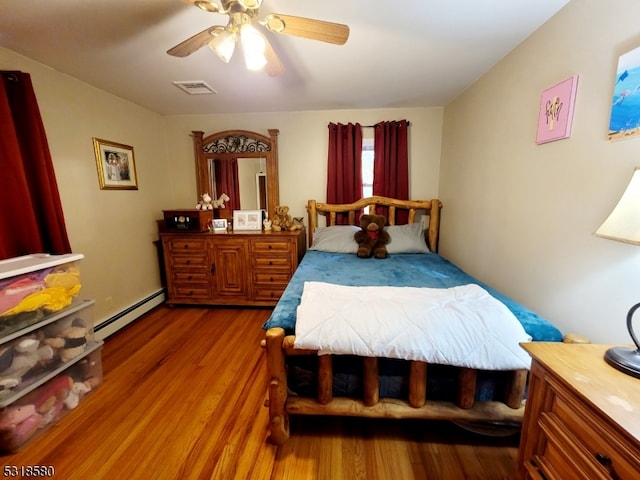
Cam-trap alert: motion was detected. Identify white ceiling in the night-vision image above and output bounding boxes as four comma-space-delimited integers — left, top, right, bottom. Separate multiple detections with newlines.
0, 0, 570, 116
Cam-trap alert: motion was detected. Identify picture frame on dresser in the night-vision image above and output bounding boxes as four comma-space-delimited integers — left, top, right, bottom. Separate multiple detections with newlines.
233, 210, 263, 231
212, 218, 227, 232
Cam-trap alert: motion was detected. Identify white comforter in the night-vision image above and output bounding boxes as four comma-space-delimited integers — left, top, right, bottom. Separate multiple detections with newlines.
293, 281, 532, 370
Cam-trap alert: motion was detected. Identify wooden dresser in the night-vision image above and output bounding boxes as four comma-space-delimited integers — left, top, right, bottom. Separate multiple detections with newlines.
518, 343, 640, 479
160, 229, 305, 307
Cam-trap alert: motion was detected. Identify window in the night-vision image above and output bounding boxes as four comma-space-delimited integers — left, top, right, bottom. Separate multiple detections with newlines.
362, 138, 374, 212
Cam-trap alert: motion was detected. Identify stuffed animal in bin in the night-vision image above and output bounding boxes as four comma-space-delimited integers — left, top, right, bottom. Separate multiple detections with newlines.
0, 338, 54, 391
354, 214, 390, 259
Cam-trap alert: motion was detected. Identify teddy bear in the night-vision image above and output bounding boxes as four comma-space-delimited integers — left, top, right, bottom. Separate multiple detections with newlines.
354, 214, 390, 259
272, 205, 294, 231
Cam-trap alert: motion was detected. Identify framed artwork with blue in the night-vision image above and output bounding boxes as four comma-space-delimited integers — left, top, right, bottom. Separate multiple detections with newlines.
609, 45, 640, 141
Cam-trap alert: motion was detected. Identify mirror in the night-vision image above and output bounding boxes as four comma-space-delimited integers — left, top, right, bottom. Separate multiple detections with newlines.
192, 129, 279, 220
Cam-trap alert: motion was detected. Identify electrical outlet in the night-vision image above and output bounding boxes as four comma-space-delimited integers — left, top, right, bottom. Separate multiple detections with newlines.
105, 296, 113, 307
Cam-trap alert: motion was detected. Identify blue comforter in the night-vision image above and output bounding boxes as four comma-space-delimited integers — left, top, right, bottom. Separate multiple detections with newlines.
263, 251, 563, 342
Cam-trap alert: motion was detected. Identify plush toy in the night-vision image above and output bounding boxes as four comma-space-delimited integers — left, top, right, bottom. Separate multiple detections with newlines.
196, 193, 214, 210
272, 205, 294, 232
0, 404, 42, 451
43, 316, 87, 363
64, 380, 93, 409
211, 193, 230, 208
0, 338, 55, 390
291, 217, 304, 230
354, 214, 390, 259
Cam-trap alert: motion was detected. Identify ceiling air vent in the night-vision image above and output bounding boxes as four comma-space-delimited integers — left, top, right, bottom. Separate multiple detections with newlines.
172, 81, 217, 95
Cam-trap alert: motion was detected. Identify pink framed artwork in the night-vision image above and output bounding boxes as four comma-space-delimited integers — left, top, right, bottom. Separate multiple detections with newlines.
535, 75, 579, 144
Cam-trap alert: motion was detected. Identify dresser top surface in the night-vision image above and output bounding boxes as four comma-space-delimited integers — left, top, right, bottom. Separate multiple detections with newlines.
522, 342, 640, 443
160, 229, 304, 237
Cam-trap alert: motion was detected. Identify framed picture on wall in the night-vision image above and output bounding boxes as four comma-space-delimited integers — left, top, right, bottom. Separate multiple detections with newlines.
93, 138, 138, 190
535, 75, 579, 145
233, 210, 263, 231
608, 45, 640, 141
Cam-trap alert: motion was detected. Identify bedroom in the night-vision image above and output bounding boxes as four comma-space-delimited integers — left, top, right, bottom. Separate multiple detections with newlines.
1, 0, 640, 477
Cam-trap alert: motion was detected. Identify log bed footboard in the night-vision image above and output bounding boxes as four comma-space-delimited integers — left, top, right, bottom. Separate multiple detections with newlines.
263, 327, 527, 445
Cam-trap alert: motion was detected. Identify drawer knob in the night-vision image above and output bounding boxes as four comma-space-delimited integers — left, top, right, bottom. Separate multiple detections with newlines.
595, 453, 619, 478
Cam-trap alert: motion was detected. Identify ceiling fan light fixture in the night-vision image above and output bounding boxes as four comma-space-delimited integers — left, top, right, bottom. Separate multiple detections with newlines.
244, 52, 267, 71
263, 14, 285, 33
209, 29, 236, 63
237, 0, 263, 9
240, 23, 266, 70
194, 0, 219, 13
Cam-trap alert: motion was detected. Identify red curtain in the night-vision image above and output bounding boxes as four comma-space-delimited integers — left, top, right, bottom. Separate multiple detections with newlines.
0, 71, 71, 260
213, 158, 240, 211
326, 122, 363, 224
373, 120, 409, 224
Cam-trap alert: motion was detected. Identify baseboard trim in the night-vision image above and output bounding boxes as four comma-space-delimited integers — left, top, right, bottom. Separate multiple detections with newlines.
95, 289, 165, 340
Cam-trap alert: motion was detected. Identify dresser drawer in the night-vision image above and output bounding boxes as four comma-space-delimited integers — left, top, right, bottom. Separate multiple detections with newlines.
537, 412, 610, 479
250, 239, 292, 254
252, 255, 292, 270
165, 238, 207, 253
253, 286, 286, 302
172, 271, 209, 283
169, 254, 208, 269
172, 284, 211, 299
252, 271, 292, 285
551, 392, 640, 479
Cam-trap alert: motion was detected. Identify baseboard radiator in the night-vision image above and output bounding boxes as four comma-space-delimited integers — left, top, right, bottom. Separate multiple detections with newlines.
95, 289, 165, 340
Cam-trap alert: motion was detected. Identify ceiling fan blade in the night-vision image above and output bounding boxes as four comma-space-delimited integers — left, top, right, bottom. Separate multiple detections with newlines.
263, 14, 349, 45
262, 35, 285, 77
167, 26, 221, 57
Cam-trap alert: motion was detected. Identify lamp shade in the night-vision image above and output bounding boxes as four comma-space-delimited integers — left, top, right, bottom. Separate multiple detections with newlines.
595, 167, 640, 245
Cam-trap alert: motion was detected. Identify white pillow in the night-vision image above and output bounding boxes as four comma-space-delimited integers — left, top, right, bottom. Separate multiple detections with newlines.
385, 223, 430, 254
309, 225, 360, 253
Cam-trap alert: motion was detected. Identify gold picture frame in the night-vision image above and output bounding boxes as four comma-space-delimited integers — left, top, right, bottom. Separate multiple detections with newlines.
93, 138, 138, 190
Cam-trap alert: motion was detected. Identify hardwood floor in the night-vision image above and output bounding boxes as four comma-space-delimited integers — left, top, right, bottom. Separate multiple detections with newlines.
1, 305, 520, 479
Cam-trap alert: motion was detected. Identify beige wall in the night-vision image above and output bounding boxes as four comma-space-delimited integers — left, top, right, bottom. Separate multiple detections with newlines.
440, 0, 640, 343
1, 47, 174, 329
163, 108, 443, 220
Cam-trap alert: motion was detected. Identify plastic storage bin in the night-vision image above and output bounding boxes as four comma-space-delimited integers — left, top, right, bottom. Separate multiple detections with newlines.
0, 253, 84, 338
0, 300, 96, 403
0, 342, 102, 452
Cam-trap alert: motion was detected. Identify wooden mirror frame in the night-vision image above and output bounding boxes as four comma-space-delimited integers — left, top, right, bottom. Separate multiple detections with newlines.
192, 129, 280, 219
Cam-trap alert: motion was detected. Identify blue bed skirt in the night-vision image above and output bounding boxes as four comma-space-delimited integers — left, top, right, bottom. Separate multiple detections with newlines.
263, 251, 563, 342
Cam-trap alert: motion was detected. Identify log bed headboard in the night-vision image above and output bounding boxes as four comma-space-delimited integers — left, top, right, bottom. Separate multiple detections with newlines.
306, 196, 443, 253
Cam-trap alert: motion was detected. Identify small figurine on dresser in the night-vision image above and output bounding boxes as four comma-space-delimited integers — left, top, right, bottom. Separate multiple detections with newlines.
195, 193, 214, 210
212, 193, 230, 209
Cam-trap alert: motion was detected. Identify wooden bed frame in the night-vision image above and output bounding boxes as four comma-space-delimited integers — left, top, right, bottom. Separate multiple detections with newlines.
262, 196, 529, 445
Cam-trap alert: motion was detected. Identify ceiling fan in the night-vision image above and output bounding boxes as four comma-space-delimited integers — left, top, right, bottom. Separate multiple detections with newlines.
168, 0, 350, 77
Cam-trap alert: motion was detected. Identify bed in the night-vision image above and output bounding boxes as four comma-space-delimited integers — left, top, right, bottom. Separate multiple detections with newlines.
262, 196, 564, 444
